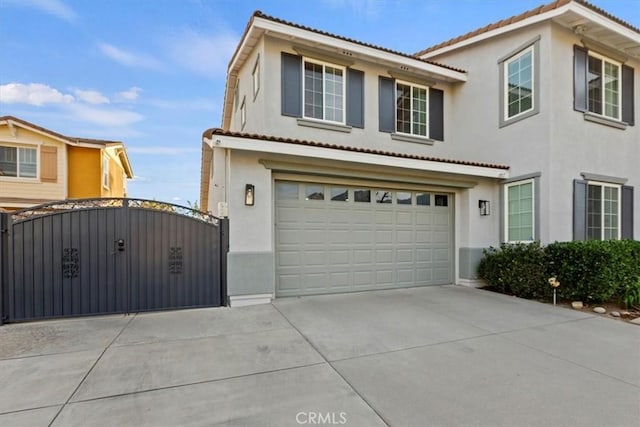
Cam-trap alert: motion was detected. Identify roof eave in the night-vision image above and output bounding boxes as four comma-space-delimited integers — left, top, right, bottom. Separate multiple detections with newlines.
419, 1, 640, 60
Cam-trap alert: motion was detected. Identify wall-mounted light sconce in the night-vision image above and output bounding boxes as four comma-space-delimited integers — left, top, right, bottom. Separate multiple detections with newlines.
479, 200, 490, 216
245, 184, 255, 206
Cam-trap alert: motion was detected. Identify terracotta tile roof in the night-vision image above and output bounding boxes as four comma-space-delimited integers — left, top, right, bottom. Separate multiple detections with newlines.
415, 0, 640, 57
248, 11, 467, 74
203, 128, 510, 170
0, 115, 123, 146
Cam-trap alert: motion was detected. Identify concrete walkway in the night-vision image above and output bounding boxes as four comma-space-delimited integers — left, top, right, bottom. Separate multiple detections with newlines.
0, 285, 638, 426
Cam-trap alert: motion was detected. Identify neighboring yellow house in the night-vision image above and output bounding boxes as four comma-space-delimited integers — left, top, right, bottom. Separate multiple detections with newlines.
0, 115, 134, 211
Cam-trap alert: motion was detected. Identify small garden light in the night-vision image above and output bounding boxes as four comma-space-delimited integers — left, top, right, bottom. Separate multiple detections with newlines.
548, 277, 560, 306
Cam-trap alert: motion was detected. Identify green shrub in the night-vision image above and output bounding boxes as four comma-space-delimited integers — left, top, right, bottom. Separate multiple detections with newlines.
547, 240, 640, 303
477, 239, 640, 304
619, 278, 640, 310
477, 242, 551, 300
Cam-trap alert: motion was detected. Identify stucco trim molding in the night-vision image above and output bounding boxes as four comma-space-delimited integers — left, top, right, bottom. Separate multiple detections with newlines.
390, 133, 435, 146
580, 172, 628, 185
583, 113, 628, 130
296, 118, 352, 133
229, 294, 273, 307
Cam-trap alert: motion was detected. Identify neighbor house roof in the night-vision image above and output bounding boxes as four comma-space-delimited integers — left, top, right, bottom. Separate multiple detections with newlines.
416, 0, 640, 58
0, 115, 134, 178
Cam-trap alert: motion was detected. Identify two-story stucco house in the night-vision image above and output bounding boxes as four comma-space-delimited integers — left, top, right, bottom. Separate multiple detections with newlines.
200, 0, 638, 307
0, 116, 134, 211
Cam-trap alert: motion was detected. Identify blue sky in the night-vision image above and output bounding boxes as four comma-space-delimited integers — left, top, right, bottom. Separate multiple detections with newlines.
1, 0, 638, 206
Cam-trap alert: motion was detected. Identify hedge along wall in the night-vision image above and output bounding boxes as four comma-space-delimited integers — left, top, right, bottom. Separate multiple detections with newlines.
477, 240, 640, 303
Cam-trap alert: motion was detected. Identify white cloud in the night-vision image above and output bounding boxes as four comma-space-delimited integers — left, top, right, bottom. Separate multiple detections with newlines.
98, 43, 163, 70
4, 0, 78, 22
117, 87, 143, 102
0, 83, 74, 106
67, 103, 144, 127
166, 30, 238, 78
72, 88, 110, 104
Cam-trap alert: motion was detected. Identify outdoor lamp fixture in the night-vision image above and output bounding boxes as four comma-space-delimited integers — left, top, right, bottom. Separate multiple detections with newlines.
245, 184, 255, 206
479, 200, 490, 216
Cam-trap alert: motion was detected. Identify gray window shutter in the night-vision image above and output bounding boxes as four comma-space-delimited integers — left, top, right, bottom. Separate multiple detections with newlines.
621, 186, 634, 239
429, 88, 444, 141
622, 64, 635, 126
573, 45, 588, 113
573, 179, 588, 241
379, 76, 395, 133
346, 68, 364, 128
281, 53, 302, 117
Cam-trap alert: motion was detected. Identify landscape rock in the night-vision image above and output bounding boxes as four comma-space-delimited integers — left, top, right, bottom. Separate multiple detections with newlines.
571, 301, 584, 309
610, 311, 621, 318
630, 317, 640, 325
593, 307, 606, 314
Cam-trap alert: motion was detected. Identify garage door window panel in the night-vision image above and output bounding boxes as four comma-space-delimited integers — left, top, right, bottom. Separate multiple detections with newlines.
305, 184, 325, 200
330, 187, 349, 201
354, 189, 371, 203
277, 182, 299, 200
376, 190, 392, 204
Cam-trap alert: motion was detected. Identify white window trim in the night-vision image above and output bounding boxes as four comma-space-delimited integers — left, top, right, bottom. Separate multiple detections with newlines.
302, 57, 346, 125
102, 154, 110, 190
503, 45, 535, 121
240, 96, 247, 130
587, 180, 621, 240
252, 56, 260, 100
395, 79, 430, 138
588, 51, 622, 122
504, 178, 535, 243
0, 141, 40, 181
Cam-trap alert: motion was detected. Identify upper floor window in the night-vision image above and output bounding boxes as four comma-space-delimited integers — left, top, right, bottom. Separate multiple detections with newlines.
505, 46, 534, 119
587, 53, 620, 120
379, 77, 444, 142
281, 52, 363, 130
303, 58, 345, 124
574, 45, 635, 126
252, 56, 260, 99
396, 81, 428, 137
0, 145, 37, 178
498, 37, 540, 127
240, 96, 247, 129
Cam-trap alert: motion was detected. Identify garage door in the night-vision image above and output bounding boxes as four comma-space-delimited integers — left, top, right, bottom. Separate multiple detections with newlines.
275, 181, 453, 297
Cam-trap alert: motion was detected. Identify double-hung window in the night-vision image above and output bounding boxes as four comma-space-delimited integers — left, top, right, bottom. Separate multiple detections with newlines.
505, 179, 535, 242
0, 145, 37, 178
505, 46, 534, 119
587, 182, 620, 240
574, 45, 634, 126
498, 37, 539, 127
303, 58, 345, 123
396, 81, 428, 137
587, 53, 621, 120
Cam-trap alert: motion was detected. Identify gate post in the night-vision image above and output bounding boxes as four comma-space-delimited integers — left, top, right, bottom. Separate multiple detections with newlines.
219, 218, 229, 306
0, 211, 9, 326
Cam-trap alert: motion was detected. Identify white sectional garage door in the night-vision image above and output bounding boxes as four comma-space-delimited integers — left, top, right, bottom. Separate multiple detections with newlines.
275, 181, 453, 297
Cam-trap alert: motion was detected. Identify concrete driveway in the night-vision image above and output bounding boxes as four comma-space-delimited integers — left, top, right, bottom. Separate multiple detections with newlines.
1, 285, 639, 427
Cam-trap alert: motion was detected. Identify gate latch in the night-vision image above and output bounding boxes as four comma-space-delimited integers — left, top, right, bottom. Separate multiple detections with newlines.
116, 239, 125, 252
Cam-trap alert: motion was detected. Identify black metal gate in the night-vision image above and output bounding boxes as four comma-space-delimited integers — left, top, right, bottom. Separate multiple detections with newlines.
0, 198, 228, 324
